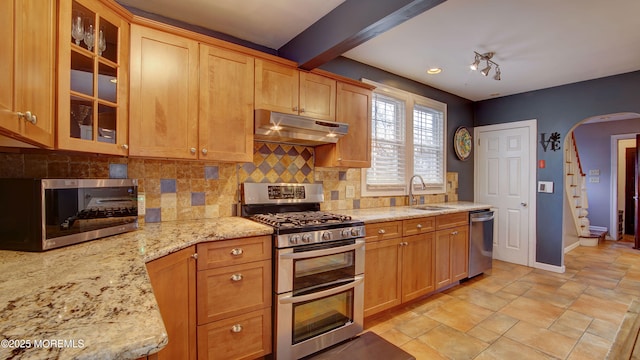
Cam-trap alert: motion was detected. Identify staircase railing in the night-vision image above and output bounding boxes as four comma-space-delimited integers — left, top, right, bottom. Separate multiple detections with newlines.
565, 132, 590, 237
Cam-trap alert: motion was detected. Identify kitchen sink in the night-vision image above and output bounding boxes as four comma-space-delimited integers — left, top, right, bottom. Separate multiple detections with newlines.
412, 205, 452, 211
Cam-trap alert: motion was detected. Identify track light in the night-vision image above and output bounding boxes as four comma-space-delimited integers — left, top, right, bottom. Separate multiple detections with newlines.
470, 51, 501, 80
493, 66, 501, 81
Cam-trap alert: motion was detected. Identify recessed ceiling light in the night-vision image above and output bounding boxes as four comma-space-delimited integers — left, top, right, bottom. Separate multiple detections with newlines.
427, 68, 442, 75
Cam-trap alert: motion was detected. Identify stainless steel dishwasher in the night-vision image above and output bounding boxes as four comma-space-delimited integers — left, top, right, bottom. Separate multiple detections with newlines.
469, 210, 495, 278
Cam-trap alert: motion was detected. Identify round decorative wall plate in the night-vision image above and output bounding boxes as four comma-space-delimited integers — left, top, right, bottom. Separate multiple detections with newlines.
454, 126, 472, 160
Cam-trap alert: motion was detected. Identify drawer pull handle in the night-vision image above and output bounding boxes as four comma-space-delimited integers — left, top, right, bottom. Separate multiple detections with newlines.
230, 248, 244, 256
230, 274, 243, 281
451, 231, 459, 235
416, 224, 423, 229
231, 324, 243, 333
378, 229, 386, 234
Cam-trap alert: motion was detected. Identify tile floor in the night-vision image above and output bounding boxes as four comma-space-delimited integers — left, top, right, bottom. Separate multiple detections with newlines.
364, 239, 640, 359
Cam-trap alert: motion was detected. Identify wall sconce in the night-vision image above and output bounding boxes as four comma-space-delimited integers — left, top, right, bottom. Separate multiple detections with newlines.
470, 51, 501, 81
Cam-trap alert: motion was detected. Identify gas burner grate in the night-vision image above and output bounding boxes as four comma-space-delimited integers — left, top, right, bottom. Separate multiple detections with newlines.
251, 211, 352, 229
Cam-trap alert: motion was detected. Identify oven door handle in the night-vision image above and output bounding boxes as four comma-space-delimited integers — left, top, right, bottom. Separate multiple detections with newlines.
280, 239, 365, 260
279, 275, 364, 304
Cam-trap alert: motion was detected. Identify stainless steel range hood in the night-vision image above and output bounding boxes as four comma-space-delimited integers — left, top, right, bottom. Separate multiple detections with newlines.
254, 109, 348, 145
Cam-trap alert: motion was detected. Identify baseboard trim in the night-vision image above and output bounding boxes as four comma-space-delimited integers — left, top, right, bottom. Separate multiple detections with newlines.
564, 241, 580, 254
534, 261, 565, 273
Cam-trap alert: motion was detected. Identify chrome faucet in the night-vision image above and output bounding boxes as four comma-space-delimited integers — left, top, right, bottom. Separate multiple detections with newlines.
408, 175, 427, 206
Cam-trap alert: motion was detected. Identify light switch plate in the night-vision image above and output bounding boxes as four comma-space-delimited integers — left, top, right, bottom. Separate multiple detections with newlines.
346, 185, 355, 199
589, 169, 600, 176
137, 193, 146, 216
537, 181, 554, 193
589, 177, 600, 183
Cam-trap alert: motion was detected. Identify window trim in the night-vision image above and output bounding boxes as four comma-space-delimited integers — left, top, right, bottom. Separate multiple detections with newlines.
361, 79, 447, 198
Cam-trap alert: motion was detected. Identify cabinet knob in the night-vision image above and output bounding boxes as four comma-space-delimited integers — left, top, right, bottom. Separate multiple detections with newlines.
300, 108, 305, 113
416, 224, 423, 229
121, 144, 129, 150
400, 242, 408, 246
190, 147, 196, 154
293, 106, 298, 112
230, 248, 243, 256
231, 324, 243, 333
17, 111, 37, 124
451, 231, 459, 235
201, 148, 208, 155
378, 229, 386, 234
191, 253, 198, 260
230, 273, 243, 281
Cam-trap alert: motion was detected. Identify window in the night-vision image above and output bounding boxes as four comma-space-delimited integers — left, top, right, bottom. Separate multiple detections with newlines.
362, 80, 447, 197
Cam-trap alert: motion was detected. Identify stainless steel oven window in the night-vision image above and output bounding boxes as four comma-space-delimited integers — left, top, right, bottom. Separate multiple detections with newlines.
292, 289, 354, 344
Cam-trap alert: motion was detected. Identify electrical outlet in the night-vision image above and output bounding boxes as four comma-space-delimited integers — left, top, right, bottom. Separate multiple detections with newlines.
137, 193, 146, 215
346, 186, 355, 199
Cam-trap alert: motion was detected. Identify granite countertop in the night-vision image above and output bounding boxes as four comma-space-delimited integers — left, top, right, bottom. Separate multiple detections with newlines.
0, 202, 486, 359
336, 201, 491, 224
0, 217, 272, 360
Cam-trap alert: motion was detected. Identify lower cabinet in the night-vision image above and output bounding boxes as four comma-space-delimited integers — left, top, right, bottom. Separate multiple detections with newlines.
146, 246, 197, 360
364, 212, 469, 318
146, 236, 272, 360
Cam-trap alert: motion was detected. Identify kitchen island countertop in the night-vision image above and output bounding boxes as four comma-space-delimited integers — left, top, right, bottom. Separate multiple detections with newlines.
0, 217, 272, 360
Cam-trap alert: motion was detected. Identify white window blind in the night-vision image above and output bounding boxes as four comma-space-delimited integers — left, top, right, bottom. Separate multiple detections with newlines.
413, 103, 445, 190
366, 93, 406, 189
362, 80, 447, 197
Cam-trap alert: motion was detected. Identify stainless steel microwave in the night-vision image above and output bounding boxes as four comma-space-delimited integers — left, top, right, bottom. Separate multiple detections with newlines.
0, 178, 138, 251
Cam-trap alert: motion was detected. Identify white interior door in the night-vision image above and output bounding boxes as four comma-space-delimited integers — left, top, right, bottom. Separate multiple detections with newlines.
475, 121, 534, 266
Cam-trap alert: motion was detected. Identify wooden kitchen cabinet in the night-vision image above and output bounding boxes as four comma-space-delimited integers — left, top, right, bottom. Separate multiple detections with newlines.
196, 236, 272, 359
199, 44, 254, 162
255, 59, 336, 121
0, 0, 55, 148
58, 0, 130, 155
364, 218, 435, 316
315, 82, 373, 168
364, 236, 402, 317
129, 24, 199, 159
146, 246, 197, 360
434, 212, 469, 290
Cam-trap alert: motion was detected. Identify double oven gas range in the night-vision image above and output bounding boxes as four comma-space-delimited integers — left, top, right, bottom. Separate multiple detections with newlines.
241, 183, 365, 359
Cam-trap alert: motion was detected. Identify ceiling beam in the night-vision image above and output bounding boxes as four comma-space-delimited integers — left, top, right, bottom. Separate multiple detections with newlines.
278, 0, 446, 71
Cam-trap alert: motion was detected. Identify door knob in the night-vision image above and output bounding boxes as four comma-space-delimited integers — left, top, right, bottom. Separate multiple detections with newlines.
521, 202, 528, 207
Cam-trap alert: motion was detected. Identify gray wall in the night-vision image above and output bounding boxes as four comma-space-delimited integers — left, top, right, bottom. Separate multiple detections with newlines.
573, 119, 640, 229
474, 70, 640, 266
321, 57, 476, 200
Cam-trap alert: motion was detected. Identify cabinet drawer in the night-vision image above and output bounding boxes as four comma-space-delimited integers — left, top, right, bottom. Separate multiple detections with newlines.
403, 217, 435, 236
197, 308, 271, 360
197, 260, 271, 324
197, 235, 271, 270
365, 221, 402, 242
436, 212, 469, 230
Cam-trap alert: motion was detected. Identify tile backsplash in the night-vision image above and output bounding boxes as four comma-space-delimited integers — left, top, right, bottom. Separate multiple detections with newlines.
0, 142, 459, 223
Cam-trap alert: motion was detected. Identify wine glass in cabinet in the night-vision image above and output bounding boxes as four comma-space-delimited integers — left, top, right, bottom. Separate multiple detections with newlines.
58, 0, 130, 155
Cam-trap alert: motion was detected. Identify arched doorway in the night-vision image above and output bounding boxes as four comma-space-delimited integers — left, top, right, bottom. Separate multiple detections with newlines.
563, 112, 640, 253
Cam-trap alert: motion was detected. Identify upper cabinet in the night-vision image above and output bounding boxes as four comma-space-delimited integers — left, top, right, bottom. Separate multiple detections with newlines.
129, 25, 199, 159
58, 0, 130, 155
129, 24, 254, 162
0, 0, 56, 147
255, 59, 336, 121
315, 82, 372, 168
199, 45, 254, 162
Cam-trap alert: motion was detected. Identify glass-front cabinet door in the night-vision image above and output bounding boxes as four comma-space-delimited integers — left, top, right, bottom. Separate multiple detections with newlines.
58, 0, 129, 155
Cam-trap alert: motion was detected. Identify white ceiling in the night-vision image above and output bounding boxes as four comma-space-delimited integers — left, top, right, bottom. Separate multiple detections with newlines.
119, 0, 640, 101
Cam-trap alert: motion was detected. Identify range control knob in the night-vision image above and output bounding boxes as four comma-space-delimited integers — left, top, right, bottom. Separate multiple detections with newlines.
341, 228, 352, 237
289, 234, 301, 245
322, 231, 332, 241
302, 233, 313, 243
351, 228, 361, 237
